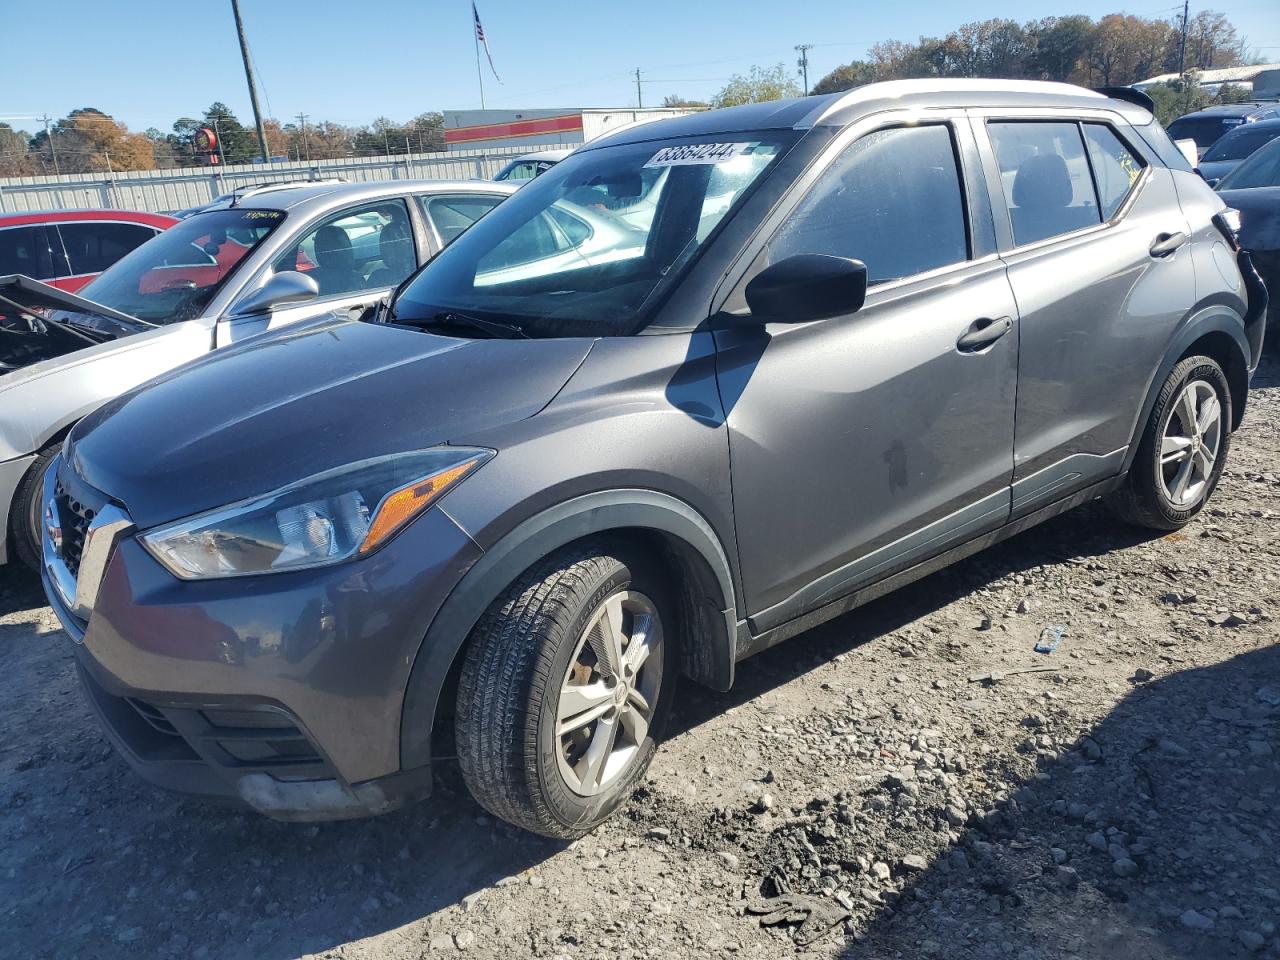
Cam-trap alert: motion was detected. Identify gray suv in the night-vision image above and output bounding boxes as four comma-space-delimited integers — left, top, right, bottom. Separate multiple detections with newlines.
42, 81, 1268, 837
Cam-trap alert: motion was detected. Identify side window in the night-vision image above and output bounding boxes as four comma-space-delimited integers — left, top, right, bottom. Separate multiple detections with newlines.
500, 162, 539, 182
987, 121, 1101, 246
271, 200, 413, 297
0, 226, 56, 279
419, 194, 504, 247
765, 124, 970, 285
1082, 124, 1145, 219
56, 222, 157, 275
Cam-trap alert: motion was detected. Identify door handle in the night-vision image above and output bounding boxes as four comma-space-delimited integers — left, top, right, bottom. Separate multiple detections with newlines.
1149, 231, 1189, 258
956, 316, 1012, 353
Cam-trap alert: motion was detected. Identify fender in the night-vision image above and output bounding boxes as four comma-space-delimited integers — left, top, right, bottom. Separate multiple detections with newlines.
399, 488, 739, 771
1120, 305, 1252, 476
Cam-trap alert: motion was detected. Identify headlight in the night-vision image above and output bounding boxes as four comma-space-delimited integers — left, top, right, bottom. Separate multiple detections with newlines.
140, 447, 492, 579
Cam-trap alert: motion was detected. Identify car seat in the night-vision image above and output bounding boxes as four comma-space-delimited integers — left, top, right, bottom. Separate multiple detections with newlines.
365, 219, 415, 288
311, 224, 362, 295
1010, 153, 1098, 245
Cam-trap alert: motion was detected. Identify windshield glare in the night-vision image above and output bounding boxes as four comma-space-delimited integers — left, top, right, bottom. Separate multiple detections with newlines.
80, 208, 286, 323
1217, 138, 1280, 190
394, 134, 792, 337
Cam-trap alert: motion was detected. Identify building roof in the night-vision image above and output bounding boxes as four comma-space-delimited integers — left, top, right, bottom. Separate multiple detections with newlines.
1135, 63, 1280, 88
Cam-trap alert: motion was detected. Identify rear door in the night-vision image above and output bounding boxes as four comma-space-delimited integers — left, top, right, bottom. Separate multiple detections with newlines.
971, 110, 1197, 516
54, 221, 161, 290
716, 112, 1020, 634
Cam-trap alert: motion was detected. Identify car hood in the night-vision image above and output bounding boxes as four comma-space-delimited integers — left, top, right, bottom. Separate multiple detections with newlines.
0, 274, 149, 378
1217, 187, 1280, 251
67, 317, 594, 529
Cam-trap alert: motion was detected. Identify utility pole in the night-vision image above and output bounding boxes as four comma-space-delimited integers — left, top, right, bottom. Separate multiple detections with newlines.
230, 0, 271, 162
41, 114, 59, 175
1178, 0, 1190, 77
295, 113, 310, 161
635, 68, 643, 108
795, 44, 814, 96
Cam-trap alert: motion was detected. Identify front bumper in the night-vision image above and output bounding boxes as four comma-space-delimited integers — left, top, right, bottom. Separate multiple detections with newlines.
42, 462, 483, 820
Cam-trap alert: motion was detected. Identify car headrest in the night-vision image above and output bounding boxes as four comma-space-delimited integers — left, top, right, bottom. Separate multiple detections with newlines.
1013, 153, 1073, 209
314, 224, 352, 266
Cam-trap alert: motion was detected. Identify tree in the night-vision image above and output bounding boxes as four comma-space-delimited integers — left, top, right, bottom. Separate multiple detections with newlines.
948, 19, 1035, 78
1184, 11, 1243, 71
0, 123, 33, 176
711, 64, 801, 109
661, 94, 709, 108
203, 102, 258, 164
811, 61, 878, 95
27, 108, 155, 174
1027, 16, 1095, 81
1081, 14, 1174, 86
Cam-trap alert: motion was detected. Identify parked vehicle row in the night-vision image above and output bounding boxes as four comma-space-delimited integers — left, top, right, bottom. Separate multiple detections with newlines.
1, 179, 517, 569
0, 209, 177, 292
20, 80, 1266, 839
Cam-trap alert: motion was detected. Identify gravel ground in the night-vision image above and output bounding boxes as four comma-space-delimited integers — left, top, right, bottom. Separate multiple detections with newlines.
3, 354, 1279, 960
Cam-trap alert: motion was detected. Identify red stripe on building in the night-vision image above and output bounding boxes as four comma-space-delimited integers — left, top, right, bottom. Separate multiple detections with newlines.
445, 113, 583, 145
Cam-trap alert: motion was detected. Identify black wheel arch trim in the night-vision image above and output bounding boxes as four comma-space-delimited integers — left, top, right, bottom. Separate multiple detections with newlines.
399, 489, 739, 771
1121, 306, 1251, 476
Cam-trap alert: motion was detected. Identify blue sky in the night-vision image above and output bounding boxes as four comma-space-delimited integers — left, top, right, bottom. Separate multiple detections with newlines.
3, 0, 1278, 134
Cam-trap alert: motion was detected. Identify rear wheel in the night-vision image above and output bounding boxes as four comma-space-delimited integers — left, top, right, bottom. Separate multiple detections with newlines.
455, 542, 673, 838
10, 445, 59, 571
1106, 355, 1231, 530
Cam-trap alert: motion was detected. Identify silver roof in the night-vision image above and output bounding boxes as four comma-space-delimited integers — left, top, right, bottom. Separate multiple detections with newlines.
206, 179, 518, 216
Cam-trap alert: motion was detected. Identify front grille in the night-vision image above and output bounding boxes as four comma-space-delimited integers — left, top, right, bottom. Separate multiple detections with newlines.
54, 476, 95, 577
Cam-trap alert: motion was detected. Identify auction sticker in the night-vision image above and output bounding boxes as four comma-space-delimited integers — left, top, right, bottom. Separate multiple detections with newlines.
644, 142, 755, 167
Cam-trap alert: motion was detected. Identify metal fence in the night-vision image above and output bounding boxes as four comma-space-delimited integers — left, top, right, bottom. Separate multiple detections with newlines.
0, 145, 533, 215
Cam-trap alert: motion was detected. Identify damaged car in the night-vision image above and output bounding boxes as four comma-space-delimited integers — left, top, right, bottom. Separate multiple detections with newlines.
42, 81, 1267, 837
0, 179, 516, 569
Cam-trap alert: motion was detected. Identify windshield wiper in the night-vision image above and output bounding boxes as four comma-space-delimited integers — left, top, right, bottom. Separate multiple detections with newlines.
422, 311, 530, 340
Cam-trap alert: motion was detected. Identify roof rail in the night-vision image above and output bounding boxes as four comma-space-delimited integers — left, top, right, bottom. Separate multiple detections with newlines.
228, 178, 348, 207
1094, 86, 1155, 114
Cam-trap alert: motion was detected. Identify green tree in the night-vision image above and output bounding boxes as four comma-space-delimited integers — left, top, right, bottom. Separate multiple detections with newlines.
1027, 16, 1095, 81
811, 61, 878, 95
202, 102, 258, 164
711, 64, 802, 108
661, 94, 709, 108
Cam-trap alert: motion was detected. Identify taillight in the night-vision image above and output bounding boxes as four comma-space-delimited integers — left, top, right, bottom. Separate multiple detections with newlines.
1213, 209, 1243, 251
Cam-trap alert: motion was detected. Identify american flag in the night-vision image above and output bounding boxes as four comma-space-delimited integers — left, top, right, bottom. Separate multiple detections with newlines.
472, 2, 501, 82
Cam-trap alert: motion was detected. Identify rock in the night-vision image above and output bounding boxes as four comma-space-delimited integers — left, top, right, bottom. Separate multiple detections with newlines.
454, 930, 475, 950
977, 615, 993, 631
1256, 687, 1280, 706
460, 893, 483, 913
647, 827, 671, 841
1085, 831, 1108, 852
1180, 910, 1215, 932
716, 851, 739, 871
1131, 668, 1154, 683
751, 793, 775, 814
428, 932, 455, 952
1248, 740, 1272, 756
1219, 612, 1248, 628
1016, 598, 1033, 614
1080, 738, 1103, 762
1112, 858, 1139, 877
899, 854, 928, 873
1158, 738, 1189, 756
1238, 931, 1265, 952
1051, 848, 1068, 864
871, 861, 892, 882
1056, 866, 1079, 888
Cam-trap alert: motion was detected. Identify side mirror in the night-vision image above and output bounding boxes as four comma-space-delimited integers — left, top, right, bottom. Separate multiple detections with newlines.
235, 270, 319, 316
744, 254, 868, 324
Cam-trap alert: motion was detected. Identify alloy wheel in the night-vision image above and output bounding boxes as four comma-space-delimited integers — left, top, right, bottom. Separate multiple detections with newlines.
1159, 379, 1222, 509
554, 590, 663, 797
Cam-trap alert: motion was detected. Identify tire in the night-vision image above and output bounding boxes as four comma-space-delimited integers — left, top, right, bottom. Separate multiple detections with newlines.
455, 541, 675, 838
9, 445, 59, 571
1106, 355, 1231, 531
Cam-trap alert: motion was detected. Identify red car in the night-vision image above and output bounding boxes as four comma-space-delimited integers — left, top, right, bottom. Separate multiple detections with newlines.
0, 209, 177, 292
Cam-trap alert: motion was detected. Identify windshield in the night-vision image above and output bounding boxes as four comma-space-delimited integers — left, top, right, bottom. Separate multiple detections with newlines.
393, 133, 794, 337
1203, 126, 1280, 162
1217, 137, 1280, 189
80, 208, 286, 323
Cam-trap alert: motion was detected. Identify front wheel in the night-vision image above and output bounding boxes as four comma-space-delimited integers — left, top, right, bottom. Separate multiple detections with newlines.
455, 542, 673, 838
9, 445, 59, 571
1106, 355, 1231, 530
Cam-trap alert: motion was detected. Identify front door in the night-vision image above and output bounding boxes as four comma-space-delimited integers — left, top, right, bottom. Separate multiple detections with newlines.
716, 118, 1020, 635
218, 198, 418, 345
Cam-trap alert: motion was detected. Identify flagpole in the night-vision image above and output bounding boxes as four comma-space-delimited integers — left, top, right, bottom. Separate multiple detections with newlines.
473, 7, 486, 109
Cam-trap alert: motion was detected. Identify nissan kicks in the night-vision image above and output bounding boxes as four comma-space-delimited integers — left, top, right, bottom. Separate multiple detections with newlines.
43, 80, 1268, 837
